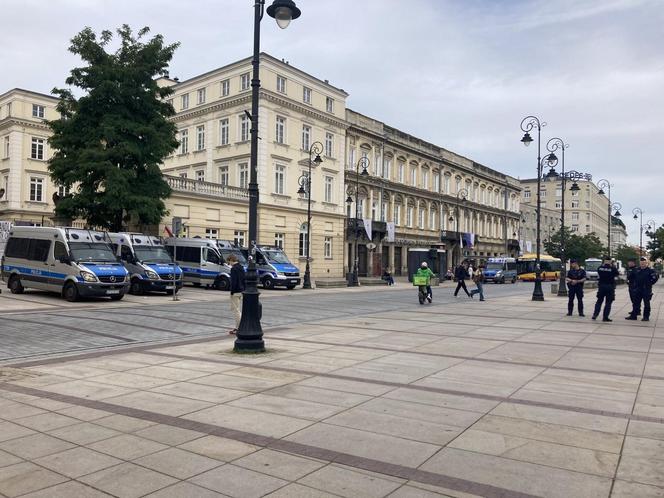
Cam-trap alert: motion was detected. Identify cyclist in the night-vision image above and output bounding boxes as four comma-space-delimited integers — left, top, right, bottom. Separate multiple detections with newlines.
415, 261, 435, 303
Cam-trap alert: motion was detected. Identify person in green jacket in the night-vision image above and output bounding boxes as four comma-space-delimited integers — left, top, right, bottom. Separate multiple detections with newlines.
415, 262, 435, 303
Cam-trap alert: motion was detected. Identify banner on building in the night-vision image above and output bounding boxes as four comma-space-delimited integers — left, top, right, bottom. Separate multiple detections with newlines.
462, 232, 475, 249
386, 222, 395, 242
362, 218, 372, 240
526, 240, 532, 253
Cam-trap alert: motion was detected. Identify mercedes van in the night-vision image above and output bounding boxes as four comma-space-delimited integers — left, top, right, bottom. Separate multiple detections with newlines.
243, 245, 300, 289
164, 237, 231, 290
1, 227, 129, 301
484, 257, 518, 284
108, 233, 183, 295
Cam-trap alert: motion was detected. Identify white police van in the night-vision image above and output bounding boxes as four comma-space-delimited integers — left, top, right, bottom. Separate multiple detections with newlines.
1, 226, 129, 301
242, 245, 300, 289
164, 237, 232, 290
483, 257, 518, 284
108, 233, 183, 295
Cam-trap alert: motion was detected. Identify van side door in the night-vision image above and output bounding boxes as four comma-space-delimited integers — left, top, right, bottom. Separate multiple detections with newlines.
50, 240, 70, 290
28, 238, 52, 290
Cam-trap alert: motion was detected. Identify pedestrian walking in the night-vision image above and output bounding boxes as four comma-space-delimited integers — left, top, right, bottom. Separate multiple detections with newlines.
228, 254, 245, 335
625, 258, 641, 318
592, 256, 619, 322
566, 259, 586, 316
627, 256, 659, 321
454, 261, 471, 298
470, 264, 485, 301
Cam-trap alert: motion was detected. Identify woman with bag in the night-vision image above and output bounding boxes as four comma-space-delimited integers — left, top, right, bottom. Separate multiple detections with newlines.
470, 264, 486, 301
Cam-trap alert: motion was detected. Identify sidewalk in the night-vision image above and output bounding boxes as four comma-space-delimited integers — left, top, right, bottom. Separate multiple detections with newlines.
0, 284, 662, 497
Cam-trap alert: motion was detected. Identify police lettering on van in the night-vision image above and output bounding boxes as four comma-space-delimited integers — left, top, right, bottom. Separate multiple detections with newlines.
1, 227, 129, 302
109, 233, 183, 295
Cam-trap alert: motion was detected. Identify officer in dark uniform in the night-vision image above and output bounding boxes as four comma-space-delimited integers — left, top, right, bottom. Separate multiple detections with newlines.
628, 257, 659, 321
592, 256, 619, 322
566, 259, 586, 316
625, 258, 641, 318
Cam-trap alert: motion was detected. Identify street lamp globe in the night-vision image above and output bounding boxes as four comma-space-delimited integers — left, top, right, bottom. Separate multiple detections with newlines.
521, 132, 533, 147
266, 0, 301, 29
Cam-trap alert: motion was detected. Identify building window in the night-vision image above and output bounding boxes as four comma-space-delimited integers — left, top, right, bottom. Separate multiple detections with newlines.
394, 204, 401, 226
418, 208, 425, 229
32, 104, 44, 118
555, 188, 562, 197
380, 202, 387, 222
240, 113, 250, 142
301, 125, 311, 151
325, 133, 334, 157
324, 236, 332, 258
303, 86, 312, 104
383, 158, 391, 179
196, 125, 205, 151
181, 93, 189, 110
429, 208, 436, 230
455, 177, 461, 192
221, 79, 230, 96
205, 228, 218, 239
298, 223, 309, 257
571, 200, 579, 208
238, 163, 248, 189
586, 224, 591, 232
219, 166, 229, 186
234, 230, 246, 247
219, 118, 229, 145
3, 136, 9, 158
444, 175, 450, 193
406, 206, 414, 227
422, 170, 429, 189
179, 129, 189, 154
31, 138, 45, 160
524, 190, 531, 199
325, 97, 334, 113
276, 75, 286, 93
274, 164, 285, 194
275, 116, 286, 144
324, 176, 333, 203
240, 73, 250, 91
196, 170, 205, 182
571, 212, 579, 220
196, 88, 206, 105
410, 167, 417, 186
433, 173, 440, 193
57, 185, 69, 198
29, 177, 44, 202
571, 224, 579, 232
274, 233, 284, 248
555, 200, 561, 208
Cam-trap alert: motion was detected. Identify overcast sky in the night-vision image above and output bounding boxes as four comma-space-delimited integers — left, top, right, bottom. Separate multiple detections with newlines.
2, 0, 662, 245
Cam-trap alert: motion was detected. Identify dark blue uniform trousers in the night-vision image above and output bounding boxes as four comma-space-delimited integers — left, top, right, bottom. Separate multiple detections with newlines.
567, 285, 584, 315
593, 284, 615, 320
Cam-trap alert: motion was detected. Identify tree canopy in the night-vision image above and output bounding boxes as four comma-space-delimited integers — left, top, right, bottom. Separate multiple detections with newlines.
646, 225, 664, 260
544, 227, 606, 263
614, 245, 640, 266
48, 25, 180, 231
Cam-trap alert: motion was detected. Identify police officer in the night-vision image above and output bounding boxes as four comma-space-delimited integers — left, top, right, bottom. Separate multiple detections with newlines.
592, 256, 619, 322
566, 259, 586, 316
629, 257, 659, 322
625, 258, 641, 319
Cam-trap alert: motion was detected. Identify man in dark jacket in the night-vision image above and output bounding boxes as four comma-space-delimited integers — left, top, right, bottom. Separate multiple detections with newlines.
627, 257, 659, 321
454, 261, 471, 298
592, 256, 619, 322
625, 259, 641, 318
566, 259, 586, 316
228, 254, 245, 334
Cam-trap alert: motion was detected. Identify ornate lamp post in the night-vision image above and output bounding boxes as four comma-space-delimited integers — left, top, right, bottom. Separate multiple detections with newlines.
448, 188, 468, 268
297, 141, 323, 289
520, 116, 556, 301
633, 207, 645, 256
545, 137, 569, 297
597, 180, 622, 259
235, 0, 301, 353
345, 156, 369, 286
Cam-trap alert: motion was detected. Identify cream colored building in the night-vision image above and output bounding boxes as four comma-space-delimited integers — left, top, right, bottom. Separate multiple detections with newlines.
610, 216, 628, 253
345, 109, 522, 276
0, 88, 62, 226
158, 53, 349, 278
518, 203, 561, 255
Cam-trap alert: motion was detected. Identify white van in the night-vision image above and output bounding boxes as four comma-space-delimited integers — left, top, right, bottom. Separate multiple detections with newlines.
108, 233, 183, 295
1, 226, 129, 301
164, 237, 231, 290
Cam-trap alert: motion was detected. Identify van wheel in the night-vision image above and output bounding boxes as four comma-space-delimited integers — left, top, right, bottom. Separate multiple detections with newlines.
262, 276, 275, 290
63, 282, 79, 302
8, 275, 24, 294
130, 278, 144, 295
215, 276, 230, 291
286, 284, 296, 290
110, 294, 124, 301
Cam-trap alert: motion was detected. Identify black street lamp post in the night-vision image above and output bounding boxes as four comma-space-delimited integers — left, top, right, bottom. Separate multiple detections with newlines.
520, 116, 556, 301
235, 0, 300, 353
633, 207, 645, 256
448, 188, 468, 267
545, 137, 570, 297
346, 157, 369, 286
597, 180, 622, 259
298, 141, 323, 289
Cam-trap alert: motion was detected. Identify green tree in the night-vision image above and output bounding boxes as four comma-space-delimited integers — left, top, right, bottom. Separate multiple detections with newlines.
48, 25, 180, 231
544, 228, 605, 263
614, 245, 639, 266
646, 226, 664, 260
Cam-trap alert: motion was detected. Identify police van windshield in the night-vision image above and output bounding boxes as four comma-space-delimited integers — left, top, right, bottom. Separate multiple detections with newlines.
585, 260, 602, 271
486, 263, 505, 271
220, 249, 247, 265
69, 242, 117, 263
263, 249, 290, 264
134, 246, 173, 264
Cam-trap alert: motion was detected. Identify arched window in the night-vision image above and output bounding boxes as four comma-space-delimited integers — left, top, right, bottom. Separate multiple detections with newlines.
298, 223, 309, 258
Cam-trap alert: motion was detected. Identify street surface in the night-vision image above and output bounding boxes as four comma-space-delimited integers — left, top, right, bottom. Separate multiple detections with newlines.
0, 280, 662, 497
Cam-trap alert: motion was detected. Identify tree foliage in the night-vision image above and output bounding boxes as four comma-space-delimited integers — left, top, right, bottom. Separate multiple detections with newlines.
544, 227, 606, 263
48, 25, 180, 231
614, 245, 640, 266
646, 225, 664, 260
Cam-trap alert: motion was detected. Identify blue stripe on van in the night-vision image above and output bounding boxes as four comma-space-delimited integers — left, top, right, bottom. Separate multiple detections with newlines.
179, 267, 220, 276
2, 265, 67, 279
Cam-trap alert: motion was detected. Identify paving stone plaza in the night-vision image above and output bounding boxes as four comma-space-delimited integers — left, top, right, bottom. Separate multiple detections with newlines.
0, 281, 662, 497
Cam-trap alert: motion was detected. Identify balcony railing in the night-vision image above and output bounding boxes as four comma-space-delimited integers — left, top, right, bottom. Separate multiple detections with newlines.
165, 175, 249, 201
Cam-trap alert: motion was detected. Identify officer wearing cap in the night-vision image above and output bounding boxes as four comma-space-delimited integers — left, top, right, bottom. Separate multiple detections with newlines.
627, 257, 659, 321
592, 255, 619, 322
566, 259, 586, 316
625, 258, 641, 318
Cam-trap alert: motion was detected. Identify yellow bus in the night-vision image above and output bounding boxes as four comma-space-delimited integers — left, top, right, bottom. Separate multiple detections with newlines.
517, 253, 562, 282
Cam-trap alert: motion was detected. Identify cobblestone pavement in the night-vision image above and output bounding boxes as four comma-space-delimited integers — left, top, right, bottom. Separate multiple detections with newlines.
0, 281, 662, 497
